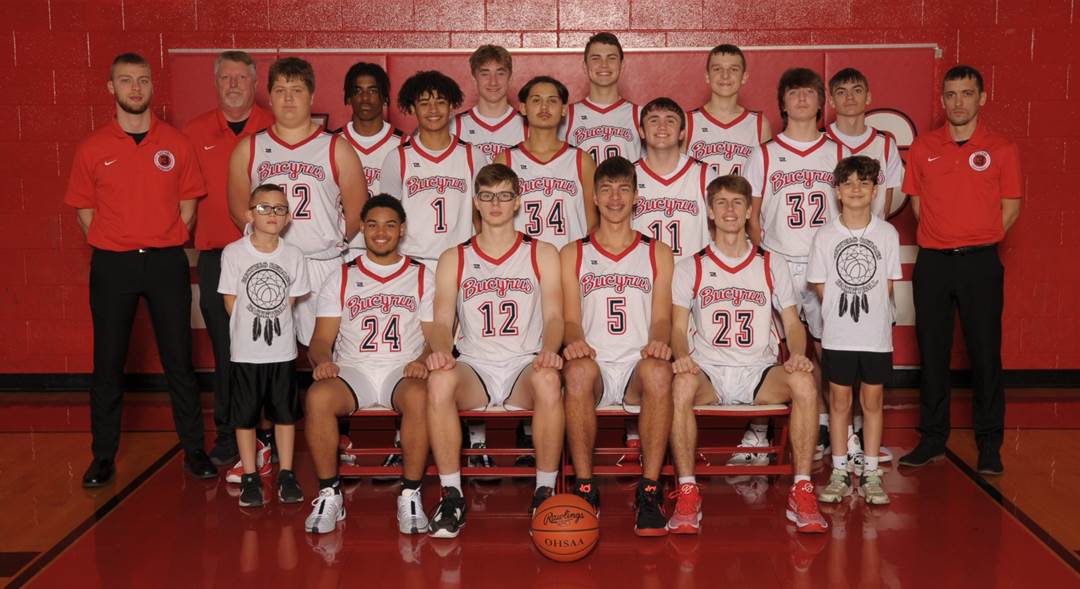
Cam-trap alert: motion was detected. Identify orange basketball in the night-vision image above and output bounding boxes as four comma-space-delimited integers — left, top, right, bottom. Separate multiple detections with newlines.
530, 494, 599, 562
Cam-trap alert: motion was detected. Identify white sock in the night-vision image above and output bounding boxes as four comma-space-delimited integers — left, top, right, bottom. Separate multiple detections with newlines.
439, 472, 462, 493
678, 476, 697, 485
468, 423, 486, 445
832, 454, 848, 471
794, 474, 811, 484
864, 455, 879, 473
536, 470, 558, 490
853, 415, 863, 433
819, 413, 829, 427
626, 421, 640, 440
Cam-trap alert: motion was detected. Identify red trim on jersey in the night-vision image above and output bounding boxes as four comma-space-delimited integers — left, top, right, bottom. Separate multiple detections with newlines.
247, 134, 256, 180
453, 113, 464, 142
467, 108, 520, 133
456, 244, 466, 287
836, 140, 844, 162
504, 147, 513, 168
465, 144, 476, 176
576, 147, 585, 184
343, 123, 398, 156
826, 126, 875, 154
705, 245, 755, 274
590, 231, 642, 262
530, 238, 541, 280
329, 133, 340, 184
638, 157, 695, 187
472, 232, 525, 266
338, 263, 348, 309
755, 111, 764, 143
684, 111, 695, 149
267, 125, 324, 150
772, 134, 828, 158
397, 144, 406, 187
692, 255, 703, 299
580, 97, 628, 115
517, 142, 570, 165
416, 260, 426, 303
632, 102, 642, 136
698, 163, 708, 207
883, 131, 892, 164
648, 238, 658, 280
355, 255, 410, 284
763, 251, 775, 294
698, 107, 751, 130
759, 142, 771, 197
563, 103, 575, 143
574, 240, 584, 277
412, 137, 459, 164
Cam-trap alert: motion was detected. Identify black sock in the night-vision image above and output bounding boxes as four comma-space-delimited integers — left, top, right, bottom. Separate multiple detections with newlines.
319, 476, 341, 492
401, 478, 422, 492
256, 429, 273, 444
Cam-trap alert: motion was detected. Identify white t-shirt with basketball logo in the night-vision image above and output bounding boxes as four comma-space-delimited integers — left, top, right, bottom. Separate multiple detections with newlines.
562, 98, 642, 163
219, 235, 311, 363
505, 143, 589, 249
685, 108, 765, 177
575, 232, 657, 364
631, 155, 716, 260
673, 242, 797, 367
316, 255, 434, 367
451, 106, 527, 161
825, 123, 904, 219
340, 121, 405, 197
249, 127, 344, 259
806, 216, 902, 353
379, 137, 484, 263
455, 233, 544, 360
744, 133, 849, 260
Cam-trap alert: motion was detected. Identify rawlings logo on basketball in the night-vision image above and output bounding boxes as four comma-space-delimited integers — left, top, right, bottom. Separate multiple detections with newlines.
461, 277, 533, 300
405, 175, 467, 198
573, 125, 634, 144
153, 150, 175, 172
345, 294, 417, 319
769, 169, 834, 192
969, 150, 991, 172
519, 177, 578, 197
689, 140, 752, 162
633, 197, 699, 218
257, 160, 326, 182
543, 509, 586, 527
580, 273, 651, 296
700, 286, 767, 308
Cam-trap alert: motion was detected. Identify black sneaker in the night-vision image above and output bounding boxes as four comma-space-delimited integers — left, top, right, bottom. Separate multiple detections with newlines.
429, 487, 467, 538
634, 480, 668, 537
278, 469, 303, 503
530, 486, 554, 515
184, 450, 218, 479
469, 443, 500, 481
898, 441, 946, 467
239, 473, 264, 507
209, 435, 239, 466
375, 443, 404, 483
977, 449, 1004, 475
573, 479, 600, 514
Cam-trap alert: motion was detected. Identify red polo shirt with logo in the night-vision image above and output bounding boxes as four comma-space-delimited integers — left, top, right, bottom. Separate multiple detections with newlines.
902, 123, 1022, 249
182, 105, 274, 250
64, 117, 206, 252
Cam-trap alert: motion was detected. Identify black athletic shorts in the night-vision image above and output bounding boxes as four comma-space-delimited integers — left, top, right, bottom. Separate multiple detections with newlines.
229, 360, 301, 428
821, 349, 893, 387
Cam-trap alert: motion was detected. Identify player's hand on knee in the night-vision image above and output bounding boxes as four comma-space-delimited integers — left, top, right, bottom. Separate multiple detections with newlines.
562, 340, 596, 361
641, 340, 672, 361
536, 350, 564, 370
672, 356, 700, 375
313, 362, 340, 380
426, 351, 456, 372
784, 353, 814, 374
404, 360, 429, 380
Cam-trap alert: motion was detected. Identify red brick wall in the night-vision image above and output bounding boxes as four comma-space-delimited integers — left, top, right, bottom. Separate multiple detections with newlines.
2, 0, 1077, 373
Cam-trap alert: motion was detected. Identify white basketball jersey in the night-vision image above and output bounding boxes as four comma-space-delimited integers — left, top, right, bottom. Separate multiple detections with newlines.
564, 98, 642, 163
825, 124, 896, 219
576, 233, 656, 364
688, 248, 781, 366
505, 143, 589, 249
756, 135, 845, 260
452, 107, 527, 160
250, 127, 343, 257
631, 157, 710, 260
456, 233, 544, 359
331, 256, 428, 366
395, 138, 477, 262
685, 109, 764, 177
341, 121, 404, 197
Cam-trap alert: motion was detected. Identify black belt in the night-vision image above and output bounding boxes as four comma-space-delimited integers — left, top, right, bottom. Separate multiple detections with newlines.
925, 244, 996, 256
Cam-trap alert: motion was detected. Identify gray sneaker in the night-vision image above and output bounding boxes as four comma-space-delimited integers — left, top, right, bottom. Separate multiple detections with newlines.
817, 468, 852, 503
397, 488, 430, 534
305, 487, 346, 534
859, 470, 890, 505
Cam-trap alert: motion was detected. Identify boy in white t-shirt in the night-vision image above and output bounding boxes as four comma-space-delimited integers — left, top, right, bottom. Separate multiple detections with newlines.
807, 156, 901, 506
220, 184, 311, 508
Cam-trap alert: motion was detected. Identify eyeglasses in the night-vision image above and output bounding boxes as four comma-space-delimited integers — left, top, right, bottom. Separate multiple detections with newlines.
476, 191, 517, 202
251, 204, 289, 216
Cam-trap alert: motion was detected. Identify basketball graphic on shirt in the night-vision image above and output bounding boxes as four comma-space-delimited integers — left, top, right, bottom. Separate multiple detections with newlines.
243, 263, 291, 346
248, 267, 288, 310
834, 238, 881, 322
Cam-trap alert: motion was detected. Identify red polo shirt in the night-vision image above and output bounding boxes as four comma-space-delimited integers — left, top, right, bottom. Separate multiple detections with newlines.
64, 117, 206, 252
902, 122, 1022, 249
182, 105, 274, 250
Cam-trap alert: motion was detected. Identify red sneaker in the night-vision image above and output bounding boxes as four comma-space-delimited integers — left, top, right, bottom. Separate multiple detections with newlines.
665, 482, 702, 534
785, 480, 829, 533
225, 439, 272, 484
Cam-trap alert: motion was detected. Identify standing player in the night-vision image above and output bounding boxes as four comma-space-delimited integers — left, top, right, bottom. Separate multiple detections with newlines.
825, 68, 903, 219
303, 195, 434, 535
228, 57, 368, 347
669, 175, 828, 534
685, 44, 772, 177
561, 156, 675, 535
495, 75, 598, 248
424, 164, 565, 538
632, 97, 715, 261
563, 32, 642, 163
340, 62, 404, 200
182, 50, 275, 466
452, 45, 526, 160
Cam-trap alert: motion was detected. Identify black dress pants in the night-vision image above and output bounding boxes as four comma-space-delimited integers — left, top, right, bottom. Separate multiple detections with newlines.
197, 249, 234, 442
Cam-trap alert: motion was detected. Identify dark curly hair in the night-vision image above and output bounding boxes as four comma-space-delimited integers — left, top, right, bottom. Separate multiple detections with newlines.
396, 70, 464, 114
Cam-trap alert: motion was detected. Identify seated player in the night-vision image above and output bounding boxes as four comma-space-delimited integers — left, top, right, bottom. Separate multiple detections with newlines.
425, 164, 565, 538
495, 75, 598, 249
670, 175, 828, 534
561, 156, 675, 535
303, 195, 434, 535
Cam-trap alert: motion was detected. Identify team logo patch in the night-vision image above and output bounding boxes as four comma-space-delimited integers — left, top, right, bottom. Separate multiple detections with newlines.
969, 150, 991, 172
154, 150, 175, 172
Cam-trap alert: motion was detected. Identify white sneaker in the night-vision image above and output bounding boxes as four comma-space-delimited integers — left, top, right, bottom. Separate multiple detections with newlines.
225, 439, 272, 484
306, 487, 346, 534
879, 445, 893, 463
846, 434, 865, 476
397, 488, 430, 534
727, 427, 770, 466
